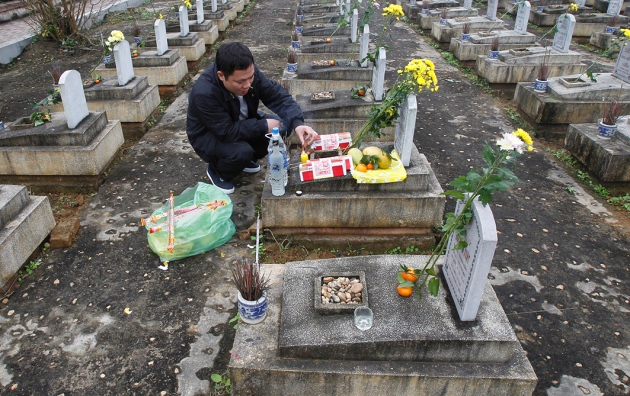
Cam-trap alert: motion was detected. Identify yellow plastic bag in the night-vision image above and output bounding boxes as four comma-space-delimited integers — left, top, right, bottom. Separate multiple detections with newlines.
350, 150, 407, 183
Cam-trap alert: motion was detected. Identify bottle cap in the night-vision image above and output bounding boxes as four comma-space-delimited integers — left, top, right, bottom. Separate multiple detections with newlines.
272, 127, 280, 135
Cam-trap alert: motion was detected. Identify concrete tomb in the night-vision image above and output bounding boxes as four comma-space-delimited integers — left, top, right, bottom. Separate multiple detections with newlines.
195, 0, 229, 31
142, 6, 206, 63
450, 2, 537, 62
430, 12, 505, 43
417, 6, 480, 30
228, 258, 537, 394
96, 19, 189, 94
0, 70, 124, 191
0, 185, 55, 293
165, 3, 218, 47
476, 14, 586, 84
564, 119, 630, 182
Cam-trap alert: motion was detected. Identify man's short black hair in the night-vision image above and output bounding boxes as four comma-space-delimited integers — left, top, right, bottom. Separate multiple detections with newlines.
215, 42, 255, 79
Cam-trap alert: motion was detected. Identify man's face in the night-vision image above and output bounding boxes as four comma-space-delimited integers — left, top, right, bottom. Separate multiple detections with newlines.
218, 64, 255, 97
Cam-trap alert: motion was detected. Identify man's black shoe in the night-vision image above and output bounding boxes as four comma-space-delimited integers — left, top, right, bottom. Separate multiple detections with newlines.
242, 161, 261, 174
207, 165, 235, 194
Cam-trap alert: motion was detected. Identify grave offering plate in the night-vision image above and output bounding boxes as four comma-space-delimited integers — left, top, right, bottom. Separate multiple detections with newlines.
10, 117, 35, 131
312, 60, 333, 67
311, 38, 326, 44
314, 272, 368, 315
312, 23, 325, 27
311, 91, 336, 102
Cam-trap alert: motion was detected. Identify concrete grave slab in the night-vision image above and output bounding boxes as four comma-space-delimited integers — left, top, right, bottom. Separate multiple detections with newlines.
418, 7, 480, 30
431, 16, 506, 42
564, 122, 630, 182
0, 184, 29, 230
229, 261, 537, 395
450, 30, 538, 61
166, 20, 219, 45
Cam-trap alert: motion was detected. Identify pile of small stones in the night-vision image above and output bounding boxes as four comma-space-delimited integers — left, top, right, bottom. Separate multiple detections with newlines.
321, 276, 364, 304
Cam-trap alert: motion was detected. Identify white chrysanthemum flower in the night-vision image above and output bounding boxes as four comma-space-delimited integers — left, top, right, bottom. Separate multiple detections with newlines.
497, 132, 524, 153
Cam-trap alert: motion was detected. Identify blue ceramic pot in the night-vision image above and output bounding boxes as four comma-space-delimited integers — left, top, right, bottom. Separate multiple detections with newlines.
238, 291, 267, 324
533, 78, 548, 93
461, 33, 470, 41
287, 63, 298, 73
488, 50, 499, 59
598, 122, 617, 138
291, 40, 300, 49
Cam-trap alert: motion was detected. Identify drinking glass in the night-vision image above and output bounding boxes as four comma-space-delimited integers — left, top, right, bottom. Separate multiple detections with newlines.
354, 307, 373, 331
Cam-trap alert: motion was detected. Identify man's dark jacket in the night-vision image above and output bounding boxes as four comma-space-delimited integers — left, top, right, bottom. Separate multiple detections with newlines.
187, 63, 305, 164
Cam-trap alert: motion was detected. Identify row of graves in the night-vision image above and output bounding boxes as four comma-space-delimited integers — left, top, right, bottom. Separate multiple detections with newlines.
0, 0, 253, 295
227, 0, 538, 394
400, 0, 629, 183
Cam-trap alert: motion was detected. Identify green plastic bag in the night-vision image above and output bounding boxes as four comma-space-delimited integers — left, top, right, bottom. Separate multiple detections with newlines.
145, 182, 236, 262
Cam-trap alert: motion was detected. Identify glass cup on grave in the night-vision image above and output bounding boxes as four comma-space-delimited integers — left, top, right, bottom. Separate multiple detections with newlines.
354, 307, 373, 331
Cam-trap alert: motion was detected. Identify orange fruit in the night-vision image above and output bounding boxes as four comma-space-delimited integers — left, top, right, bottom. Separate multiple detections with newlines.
133, 53, 139, 57
94, 79, 100, 84
401, 269, 418, 282
357, 90, 365, 96
397, 285, 413, 297
366, 163, 374, 170
355, 163, 367, 172
326, 37, 332, 43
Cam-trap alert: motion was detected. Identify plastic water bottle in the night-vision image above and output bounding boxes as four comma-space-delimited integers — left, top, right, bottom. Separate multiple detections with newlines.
269, 134, 285, 196
267, 127, 289, 186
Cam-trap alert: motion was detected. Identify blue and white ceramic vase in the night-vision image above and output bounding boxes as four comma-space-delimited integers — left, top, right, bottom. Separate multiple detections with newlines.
422, 8, 429, 14
488, 50, 499, 59
238, 291, 267, 324
296, 25, 303, 33
537, 5, 544, 12
439, 18, 447, 25
598, 121, 617, 138
533, 78, 548, 93
102, 55, 113, 64
134, 36, 142, 44
605, 26, 617, 34
291, 40, 300, 49
287, 62, 298, 73
461, 33, 470, 41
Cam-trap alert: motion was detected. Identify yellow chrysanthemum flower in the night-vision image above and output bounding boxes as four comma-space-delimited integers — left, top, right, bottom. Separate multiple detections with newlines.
569, 3, 578, 11
513, 128, 533, 145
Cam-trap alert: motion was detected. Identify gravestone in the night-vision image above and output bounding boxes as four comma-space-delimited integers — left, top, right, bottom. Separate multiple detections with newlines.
360, 25, 370, 68
222, 0, 227, 5
351, 9, 358, 43
607, 0, 623, 15
393, 94, 417, 167
464, 0, 473, 10
113, 40, 134, 86
196, 0, 204, 23
487, 0, 498, 20
552, 14, 576, 53
211, 0, 217, 13
372, 49, 386, 101
443, 196, 498, 321
575, 0, 586, 7
155, 19, 168, 56
612, 44, 630, 83
59, 70, 89, 129
179, 5, 190, 36
514, 1, 531, 34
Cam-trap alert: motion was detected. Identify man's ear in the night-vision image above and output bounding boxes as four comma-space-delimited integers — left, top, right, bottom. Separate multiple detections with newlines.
217, 70, 225, 82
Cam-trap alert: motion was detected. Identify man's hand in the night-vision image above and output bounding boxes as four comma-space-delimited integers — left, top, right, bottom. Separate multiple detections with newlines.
295, 125, 318, 146
266, 118, 282, 133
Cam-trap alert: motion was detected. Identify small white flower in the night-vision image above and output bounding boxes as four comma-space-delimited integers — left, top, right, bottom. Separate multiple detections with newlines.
497, 132, 524, 153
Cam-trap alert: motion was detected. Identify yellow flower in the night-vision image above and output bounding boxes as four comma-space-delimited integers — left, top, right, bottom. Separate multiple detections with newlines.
513, 128, 533, 145
159, 13, 163, 19
569, 3, 578, 11
382, 4, 404, 16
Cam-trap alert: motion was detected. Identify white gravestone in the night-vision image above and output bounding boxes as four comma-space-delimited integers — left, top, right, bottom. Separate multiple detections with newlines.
514, 1, 531, 35
351, 9, 358, 43
222, 0, 227, 5
613, 44, 630, 83
394, 94, 417, 167
211, 0, 217, 13
443, 196, 498, 322
486, 0, 498, 20
196, 0, 204, 23
464, 0, 473, 10
551, 13, 575, 53
410, 0, 416, 5
113, 40, 134, 86
575, 0, 586, 7
179, 5, 190, 37
360, 25, 370, 68
607, 0, 623, 16
371, 49, 386, 101
59, 70, 89, 129
155, 19, 169, 56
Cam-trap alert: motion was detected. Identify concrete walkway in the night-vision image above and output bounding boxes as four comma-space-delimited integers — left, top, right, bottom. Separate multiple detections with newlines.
0, 0, 629, 395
